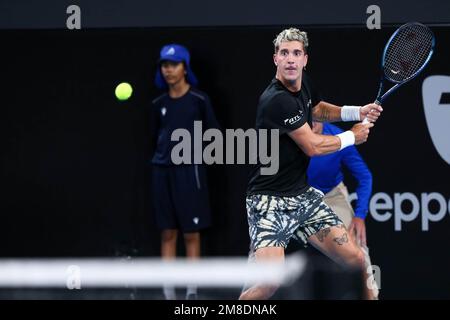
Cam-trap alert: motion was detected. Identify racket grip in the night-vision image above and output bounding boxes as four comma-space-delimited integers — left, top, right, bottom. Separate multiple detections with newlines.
361, 99, 381, 123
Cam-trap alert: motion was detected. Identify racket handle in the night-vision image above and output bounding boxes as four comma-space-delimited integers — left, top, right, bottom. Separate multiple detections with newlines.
361, 99, 382, 124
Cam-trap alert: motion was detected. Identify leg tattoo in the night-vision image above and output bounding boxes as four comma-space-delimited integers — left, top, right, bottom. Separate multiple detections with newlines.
333, 233, 348, 246
316, 227, 331, 242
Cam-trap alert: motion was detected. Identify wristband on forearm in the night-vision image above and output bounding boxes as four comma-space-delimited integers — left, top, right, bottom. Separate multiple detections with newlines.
341, 105, 361, 121
336, 131, 355, 150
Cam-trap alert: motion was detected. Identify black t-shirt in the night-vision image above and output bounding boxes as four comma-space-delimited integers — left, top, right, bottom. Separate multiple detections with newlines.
247, 74, 321, 196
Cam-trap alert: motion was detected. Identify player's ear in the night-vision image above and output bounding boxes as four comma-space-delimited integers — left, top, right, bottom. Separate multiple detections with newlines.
273, 53, 278, 66
304, 54, 308, 69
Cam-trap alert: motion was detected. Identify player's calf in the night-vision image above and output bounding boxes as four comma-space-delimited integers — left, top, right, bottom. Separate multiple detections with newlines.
239, 284, 279, 300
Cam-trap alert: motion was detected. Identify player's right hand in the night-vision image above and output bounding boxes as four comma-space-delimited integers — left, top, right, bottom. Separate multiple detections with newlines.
360, 103, 383, 122
351, 122, 374, 145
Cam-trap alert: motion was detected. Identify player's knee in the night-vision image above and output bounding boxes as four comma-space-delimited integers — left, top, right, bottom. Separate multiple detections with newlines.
183, 232, 200, 243
263, 285, 279, 299
239, 284, 279, 300
347, 248, 365, 269
161, 230, 177, 243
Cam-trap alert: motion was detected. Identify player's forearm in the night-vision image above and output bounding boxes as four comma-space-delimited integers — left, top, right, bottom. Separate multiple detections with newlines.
304, 134, 342, 156
312, 101, 343, 122
288, 126, 356, 157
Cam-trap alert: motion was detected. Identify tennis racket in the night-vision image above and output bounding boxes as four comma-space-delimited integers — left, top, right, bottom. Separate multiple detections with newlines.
362, 22, 435, 123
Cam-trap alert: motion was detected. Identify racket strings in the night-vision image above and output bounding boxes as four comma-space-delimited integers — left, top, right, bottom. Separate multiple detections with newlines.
383, 24, 434, 82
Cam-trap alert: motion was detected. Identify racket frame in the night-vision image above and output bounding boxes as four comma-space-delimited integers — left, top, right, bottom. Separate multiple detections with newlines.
375, 22, 435, 105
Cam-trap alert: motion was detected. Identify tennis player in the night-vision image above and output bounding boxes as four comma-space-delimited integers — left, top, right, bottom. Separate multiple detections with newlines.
240, 28, 382, 300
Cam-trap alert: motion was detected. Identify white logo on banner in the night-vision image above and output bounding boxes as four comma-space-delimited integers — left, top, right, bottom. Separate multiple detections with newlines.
422, 75, 450, 165
351, 192, 450, 231
360, 77, 449, 231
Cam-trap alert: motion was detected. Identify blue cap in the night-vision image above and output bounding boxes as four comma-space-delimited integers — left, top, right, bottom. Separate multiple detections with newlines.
155, 44, 198, 89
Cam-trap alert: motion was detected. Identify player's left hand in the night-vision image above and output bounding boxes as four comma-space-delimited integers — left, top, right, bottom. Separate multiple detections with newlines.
360, 103, 383, 122
348, 217, 367, 246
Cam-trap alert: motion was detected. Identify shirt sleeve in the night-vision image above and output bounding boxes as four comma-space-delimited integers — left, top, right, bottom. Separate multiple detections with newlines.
200, 94, 221, 130
150, 101, 161, 151
303, 72, 322, 107
341, 146, 372, 219
262, 93, 307, 135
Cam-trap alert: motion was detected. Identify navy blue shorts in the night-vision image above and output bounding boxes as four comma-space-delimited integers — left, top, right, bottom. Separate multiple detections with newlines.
152, 164, 212, 233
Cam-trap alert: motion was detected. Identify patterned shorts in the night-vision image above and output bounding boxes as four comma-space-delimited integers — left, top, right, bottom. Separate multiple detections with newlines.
246, 187, 344, 251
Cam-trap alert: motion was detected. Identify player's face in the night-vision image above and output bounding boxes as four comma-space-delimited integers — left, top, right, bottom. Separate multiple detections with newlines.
274, 41, 308, 83
161, 61, 186, 86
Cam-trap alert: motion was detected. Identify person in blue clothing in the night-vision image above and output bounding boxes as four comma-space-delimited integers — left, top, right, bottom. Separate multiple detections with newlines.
308, 121, 379, 299
150, 44, 219, 300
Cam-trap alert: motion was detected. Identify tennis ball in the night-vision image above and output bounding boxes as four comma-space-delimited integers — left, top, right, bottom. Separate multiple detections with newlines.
115, 82, 133, 101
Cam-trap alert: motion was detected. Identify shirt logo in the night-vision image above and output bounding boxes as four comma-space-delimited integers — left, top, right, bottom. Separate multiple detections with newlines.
284, 113, 303, 125
161, 107, 167, 116
307, 99, 312, 108
193, 217, 199, 224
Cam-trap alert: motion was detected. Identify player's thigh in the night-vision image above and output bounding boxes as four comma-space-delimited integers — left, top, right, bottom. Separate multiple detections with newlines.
246, 194, 303, 251
308, 225, 363, 267
254, 246, 285, 262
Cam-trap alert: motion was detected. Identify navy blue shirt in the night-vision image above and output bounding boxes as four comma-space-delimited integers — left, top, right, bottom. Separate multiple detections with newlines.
307, 123, 372, 219
151, 88, 219, 165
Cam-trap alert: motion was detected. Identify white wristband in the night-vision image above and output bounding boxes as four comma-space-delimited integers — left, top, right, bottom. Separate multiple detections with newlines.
341, 105, 361, 122
337, 130, 355, 150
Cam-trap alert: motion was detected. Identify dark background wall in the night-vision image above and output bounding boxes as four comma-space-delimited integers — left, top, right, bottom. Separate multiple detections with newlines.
1, 0, 450, 28
1, 1, 450, 299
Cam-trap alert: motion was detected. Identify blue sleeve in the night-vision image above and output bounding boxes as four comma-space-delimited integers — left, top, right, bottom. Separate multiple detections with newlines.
341, 146, 372, 219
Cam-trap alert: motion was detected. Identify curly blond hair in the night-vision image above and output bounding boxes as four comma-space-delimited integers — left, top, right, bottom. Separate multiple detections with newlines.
273, 28, 309, 53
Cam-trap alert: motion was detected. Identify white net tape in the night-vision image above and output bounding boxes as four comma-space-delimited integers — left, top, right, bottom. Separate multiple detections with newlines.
0, 253, 307, 289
